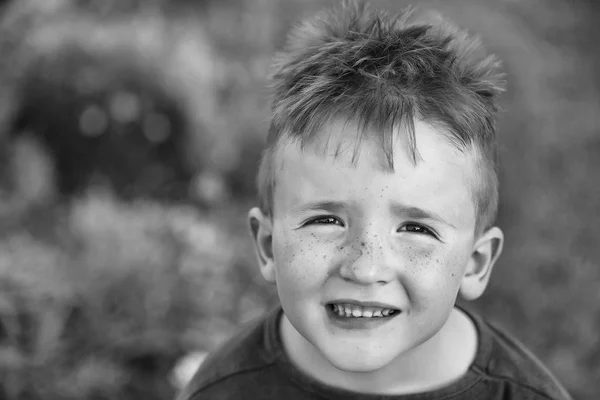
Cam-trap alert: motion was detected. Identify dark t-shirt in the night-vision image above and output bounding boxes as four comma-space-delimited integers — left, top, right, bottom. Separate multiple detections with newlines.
177, 306, 571, 400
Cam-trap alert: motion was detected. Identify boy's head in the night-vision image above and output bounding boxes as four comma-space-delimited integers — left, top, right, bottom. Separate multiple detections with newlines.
258, 0, 505, 235
249, 0, 505, 381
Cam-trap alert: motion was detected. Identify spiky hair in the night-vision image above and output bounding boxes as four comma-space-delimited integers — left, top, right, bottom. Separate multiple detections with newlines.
258, 0, 505, 233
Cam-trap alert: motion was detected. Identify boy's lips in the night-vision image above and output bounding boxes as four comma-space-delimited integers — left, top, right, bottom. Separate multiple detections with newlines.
324, 299, 401, 330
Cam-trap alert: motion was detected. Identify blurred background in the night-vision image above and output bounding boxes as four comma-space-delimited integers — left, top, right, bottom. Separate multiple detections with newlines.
0, 0, 597, 399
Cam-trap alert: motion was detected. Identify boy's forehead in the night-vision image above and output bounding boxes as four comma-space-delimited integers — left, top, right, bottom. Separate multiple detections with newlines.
271, 118, 481, 222
276, 117, 473, 172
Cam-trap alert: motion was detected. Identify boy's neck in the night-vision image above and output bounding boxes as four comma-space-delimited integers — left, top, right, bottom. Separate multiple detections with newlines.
279, 306, 478, 395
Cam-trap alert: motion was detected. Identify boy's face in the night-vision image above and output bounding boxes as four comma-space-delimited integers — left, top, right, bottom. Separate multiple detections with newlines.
250, 119, 502, 373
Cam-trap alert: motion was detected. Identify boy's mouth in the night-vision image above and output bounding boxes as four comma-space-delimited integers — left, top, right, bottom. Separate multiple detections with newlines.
327, 303, 399, 318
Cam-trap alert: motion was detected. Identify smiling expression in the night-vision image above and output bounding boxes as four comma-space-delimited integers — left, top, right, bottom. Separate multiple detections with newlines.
252, 118, 492, 375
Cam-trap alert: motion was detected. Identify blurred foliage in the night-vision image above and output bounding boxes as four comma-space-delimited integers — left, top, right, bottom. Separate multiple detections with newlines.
0, 193, 254, 399
0, 0, 598, 399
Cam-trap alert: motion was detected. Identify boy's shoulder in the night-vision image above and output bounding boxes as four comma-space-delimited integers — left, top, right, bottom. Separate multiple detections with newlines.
175, 307, 287, 400
464, 305, 572, 400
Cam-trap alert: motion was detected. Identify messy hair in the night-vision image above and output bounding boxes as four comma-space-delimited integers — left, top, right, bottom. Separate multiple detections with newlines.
257, 0, 505, 233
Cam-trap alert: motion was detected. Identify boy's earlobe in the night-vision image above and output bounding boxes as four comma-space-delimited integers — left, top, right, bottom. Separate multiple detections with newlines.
459, 227, 504, 301
248, 207, 276, 284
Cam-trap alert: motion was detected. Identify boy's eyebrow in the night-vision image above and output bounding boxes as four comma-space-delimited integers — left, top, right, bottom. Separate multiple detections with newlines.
292, 200, 349, 214
390, 203, 457, 229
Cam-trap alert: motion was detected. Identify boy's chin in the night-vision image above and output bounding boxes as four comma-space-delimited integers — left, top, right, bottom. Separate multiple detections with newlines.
321, 347, 396, 373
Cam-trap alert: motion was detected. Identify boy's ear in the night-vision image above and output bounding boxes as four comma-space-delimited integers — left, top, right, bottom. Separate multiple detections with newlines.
248, 207, 276, 284
459, 226, 504, 301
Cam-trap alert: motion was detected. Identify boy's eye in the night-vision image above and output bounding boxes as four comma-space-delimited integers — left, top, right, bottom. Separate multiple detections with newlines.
398, 223, 436, 237
305, 216, 344, 227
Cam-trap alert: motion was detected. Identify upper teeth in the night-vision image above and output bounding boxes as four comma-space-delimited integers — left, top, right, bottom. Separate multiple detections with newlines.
332, 304, 396, 318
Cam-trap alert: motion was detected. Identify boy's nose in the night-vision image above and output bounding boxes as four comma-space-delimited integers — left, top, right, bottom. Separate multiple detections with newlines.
338, 237, 395, 285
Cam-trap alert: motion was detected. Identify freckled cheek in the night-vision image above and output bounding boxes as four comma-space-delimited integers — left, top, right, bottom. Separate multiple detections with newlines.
401, 246, 466, 301
272, 231, 333, 286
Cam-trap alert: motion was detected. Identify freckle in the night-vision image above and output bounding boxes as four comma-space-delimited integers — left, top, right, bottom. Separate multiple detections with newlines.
360, 241, 365, 247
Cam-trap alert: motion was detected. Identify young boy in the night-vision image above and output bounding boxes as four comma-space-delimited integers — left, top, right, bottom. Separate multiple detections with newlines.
178, 1, 572, 399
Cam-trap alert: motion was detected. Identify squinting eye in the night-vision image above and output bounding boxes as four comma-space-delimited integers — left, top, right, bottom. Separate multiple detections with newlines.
399, 223, 435, 237
306, 216, 344, 227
